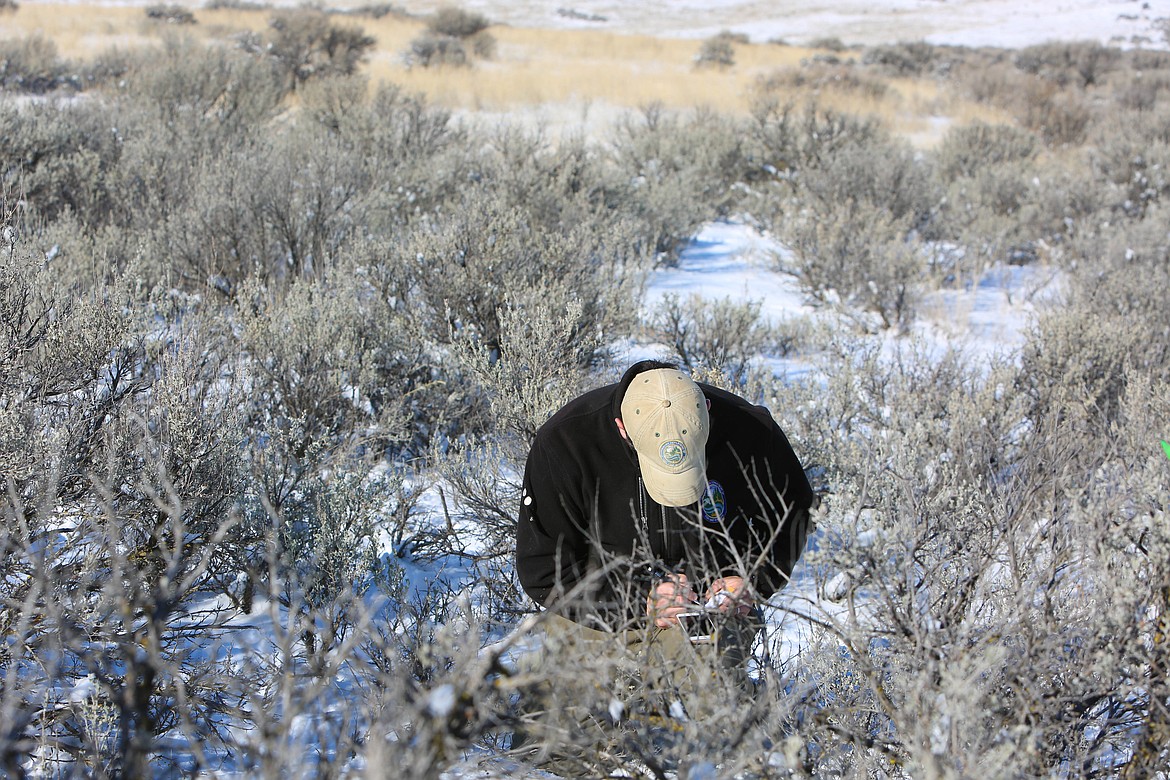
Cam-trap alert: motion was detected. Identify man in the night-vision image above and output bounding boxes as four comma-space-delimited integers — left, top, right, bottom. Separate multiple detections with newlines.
513, 360, 814, 734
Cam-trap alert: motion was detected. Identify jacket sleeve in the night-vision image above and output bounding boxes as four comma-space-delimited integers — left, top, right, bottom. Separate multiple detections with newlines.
515, 436, 643, 630
515, 436, 589, 608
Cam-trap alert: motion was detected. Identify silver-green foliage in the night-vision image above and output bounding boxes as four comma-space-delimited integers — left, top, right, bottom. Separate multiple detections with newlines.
756, 106, 936, 331
755, 208, 1170, 775
763, 329, 1169, 775
1, 242, 255, 774
407, 6, 495, 68
6, 32, 1170, 777
613, 105, 755, 261
649, 293, 794, 383
695, 34, 736, 68
0, 33, 73, 93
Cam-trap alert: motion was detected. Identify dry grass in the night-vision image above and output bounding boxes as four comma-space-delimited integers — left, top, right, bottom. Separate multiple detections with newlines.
2, 5, 152, 54
369, 25, 817, 114
0, 3, 1009, 140
0, 4, 272, 54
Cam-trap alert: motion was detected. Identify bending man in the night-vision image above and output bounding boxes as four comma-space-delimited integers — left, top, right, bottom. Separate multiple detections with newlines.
514, 360, 815, 728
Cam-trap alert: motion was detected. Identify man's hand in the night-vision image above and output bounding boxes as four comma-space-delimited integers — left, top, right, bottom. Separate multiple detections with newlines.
647, 574, 698, 629
704, 576, 755, 617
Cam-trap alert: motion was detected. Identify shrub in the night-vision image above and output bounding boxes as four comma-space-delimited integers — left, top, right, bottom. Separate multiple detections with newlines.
787, 205, 923, 331
396, 187, 641, 365
331, 83, 467, 229
808, 36, 848, 52
426, 5, 491, 38
0, 34, 75, 93
259, 9, 375, 88
0, 99, 123, 227
90, 40, 291, 279
1014, 40, 1120, 88
0, 241, 266, 775
1, 226, 460, 780
756, 63, 889, 101
862, 40, 940, 76
556, 7, 608, 22
204, 0, 268, 8
145, 4, 196, 24
78, 45, 136, 88
447, 280, 602, 449
122, 77, 372, 287
407, 33, 468, 67
748, 101, 888, 178
234, 273, 410, 508
954, 57, 1028, 106
745, 104, 934, 328
759, 311, 1170, 775
1022, 216, 1170, 436
272, 466, 407, 657
408, 6, 495, 67
334, 3, 401, 20
762, 117, 935, 327
243, 121, 369, 276
1088, 105, 1170, 216
125, 36, 286, 135
956, 60, 1091, 147
930, 122, 1053, 274
695, 33, 736, 68
612, 105, 755, 261
1127, 47, 1170, 72
648, 293, 789, 383
933, 121, 1039, 182
470, 29, 497, 59
1116, 70, 1170, 112
475, 129, 612, 243
6, 43, 1170, 773
1019, 81, 1092, 146
933, 156, 1088, 275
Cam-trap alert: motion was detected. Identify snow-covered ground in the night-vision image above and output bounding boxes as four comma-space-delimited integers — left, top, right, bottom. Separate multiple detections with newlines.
390, 0, 1168, 49
620, 219, 1059, 369
17, 0, 1168, 49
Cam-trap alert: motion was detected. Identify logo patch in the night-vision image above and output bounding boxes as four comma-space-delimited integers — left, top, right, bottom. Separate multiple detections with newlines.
660, 439, 687, 467
701, 480, 726, 523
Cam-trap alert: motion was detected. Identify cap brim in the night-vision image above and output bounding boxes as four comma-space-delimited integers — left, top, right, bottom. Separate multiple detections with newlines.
638, 454, 708, 507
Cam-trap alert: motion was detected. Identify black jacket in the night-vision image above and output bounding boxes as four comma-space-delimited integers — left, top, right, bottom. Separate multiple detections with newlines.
516, 379, 814, 630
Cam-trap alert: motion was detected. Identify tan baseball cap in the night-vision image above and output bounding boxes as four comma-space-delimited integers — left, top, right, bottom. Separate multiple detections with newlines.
620, 368, 709, 506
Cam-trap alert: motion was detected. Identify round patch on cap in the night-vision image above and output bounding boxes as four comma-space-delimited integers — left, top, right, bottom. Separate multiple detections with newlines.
701, 480, 726, 523
659, 439, 687, 467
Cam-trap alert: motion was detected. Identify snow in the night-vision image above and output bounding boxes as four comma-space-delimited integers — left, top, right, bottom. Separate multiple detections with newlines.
388, 0, 1168, 49
66, 674, 97, 703
608, 697, 625, 722
427, 684, 459, 718
643, 221, 807, 315
620, 218, 1058, 372
914, 260, 1062, 358
18, 0, 1167, 49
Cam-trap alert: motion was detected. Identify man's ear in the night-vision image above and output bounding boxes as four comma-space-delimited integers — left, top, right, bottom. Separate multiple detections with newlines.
614, 417, 630, 443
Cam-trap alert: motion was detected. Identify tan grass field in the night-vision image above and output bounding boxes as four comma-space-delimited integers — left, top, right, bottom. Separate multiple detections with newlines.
0, 3, 1007, 141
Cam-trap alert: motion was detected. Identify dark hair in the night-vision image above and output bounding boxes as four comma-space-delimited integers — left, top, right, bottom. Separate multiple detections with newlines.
613, 359, 679, 419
